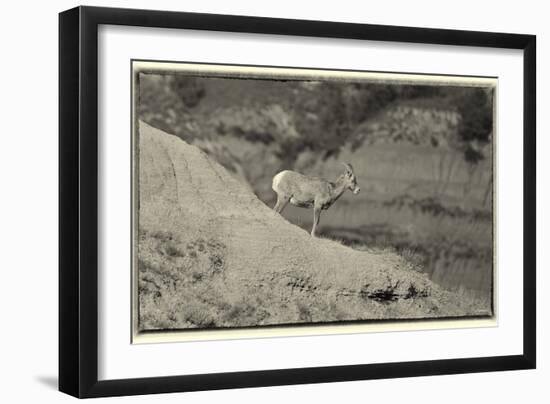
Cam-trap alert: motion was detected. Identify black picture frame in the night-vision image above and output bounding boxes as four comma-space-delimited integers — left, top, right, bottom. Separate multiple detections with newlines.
59, 5, 536, 398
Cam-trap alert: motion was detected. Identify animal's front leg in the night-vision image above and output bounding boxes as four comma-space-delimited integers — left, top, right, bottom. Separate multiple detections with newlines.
311, 207, 321, 237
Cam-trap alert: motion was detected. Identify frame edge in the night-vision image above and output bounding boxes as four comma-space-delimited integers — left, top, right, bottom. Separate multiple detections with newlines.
522, 34, 536, 369
58, 6, 81, 398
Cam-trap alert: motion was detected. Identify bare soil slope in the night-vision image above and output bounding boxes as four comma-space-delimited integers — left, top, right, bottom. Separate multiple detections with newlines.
137, 121, 491, 330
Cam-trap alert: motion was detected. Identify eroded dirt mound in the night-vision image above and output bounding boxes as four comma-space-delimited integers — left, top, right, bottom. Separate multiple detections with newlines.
137, 121, 490, 330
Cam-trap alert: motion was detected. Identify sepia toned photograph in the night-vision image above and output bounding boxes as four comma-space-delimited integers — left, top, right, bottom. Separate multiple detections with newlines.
132, 61, 495, 338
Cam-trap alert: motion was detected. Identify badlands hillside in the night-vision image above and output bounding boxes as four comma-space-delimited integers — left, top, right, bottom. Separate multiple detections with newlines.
137, 121, 491, 330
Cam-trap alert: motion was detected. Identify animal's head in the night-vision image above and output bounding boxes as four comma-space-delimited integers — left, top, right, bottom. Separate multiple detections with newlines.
342, 163, 360, 195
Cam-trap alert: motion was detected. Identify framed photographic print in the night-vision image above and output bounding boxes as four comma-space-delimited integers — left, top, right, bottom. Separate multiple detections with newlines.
59, 6, 536, 398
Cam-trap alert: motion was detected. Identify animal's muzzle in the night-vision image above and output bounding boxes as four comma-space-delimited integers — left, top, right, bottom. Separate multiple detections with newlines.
353, 187, 361, 195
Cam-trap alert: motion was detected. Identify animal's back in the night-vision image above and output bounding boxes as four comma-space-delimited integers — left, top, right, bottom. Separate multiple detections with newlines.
272, 170, 327, 197
272, 170, 304, 191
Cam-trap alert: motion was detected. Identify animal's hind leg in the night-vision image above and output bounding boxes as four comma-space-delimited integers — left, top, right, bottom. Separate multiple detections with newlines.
311, 206, 321, 237
273, 194, 290, 214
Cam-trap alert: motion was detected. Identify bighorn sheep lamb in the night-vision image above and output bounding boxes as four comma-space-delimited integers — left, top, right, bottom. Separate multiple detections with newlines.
272, 163, 360, 237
